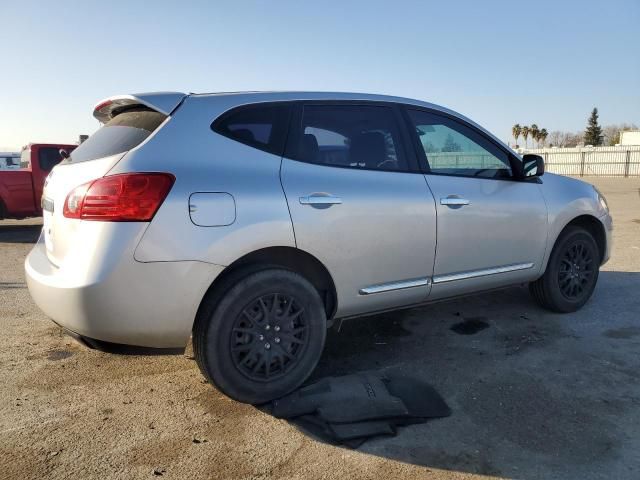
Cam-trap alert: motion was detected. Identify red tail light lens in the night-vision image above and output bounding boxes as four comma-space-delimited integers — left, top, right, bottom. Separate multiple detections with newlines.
63, 173, 175, 221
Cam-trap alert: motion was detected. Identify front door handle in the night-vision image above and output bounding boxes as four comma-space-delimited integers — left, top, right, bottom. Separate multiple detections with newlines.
299, 194, 342, 206
440, 196, 471, 206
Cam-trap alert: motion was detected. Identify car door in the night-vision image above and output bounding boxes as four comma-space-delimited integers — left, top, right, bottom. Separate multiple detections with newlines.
404, 108, 548, 300
280, 102, 437, 318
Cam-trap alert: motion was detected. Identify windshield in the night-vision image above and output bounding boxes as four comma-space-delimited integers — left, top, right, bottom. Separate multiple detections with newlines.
66, 108, 167, 164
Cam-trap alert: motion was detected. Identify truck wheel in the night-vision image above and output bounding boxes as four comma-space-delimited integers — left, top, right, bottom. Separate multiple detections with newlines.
529, 226, 600, 313
193, 268, 326, 404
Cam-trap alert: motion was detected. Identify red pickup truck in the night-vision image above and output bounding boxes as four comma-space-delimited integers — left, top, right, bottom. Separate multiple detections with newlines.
0, 143, 77, 219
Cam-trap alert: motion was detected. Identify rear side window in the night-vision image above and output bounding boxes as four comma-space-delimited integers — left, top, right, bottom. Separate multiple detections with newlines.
38, 147, 64, 171
290, 104, 409, 172
67, 108, 167, 164
212, 103, 291, 156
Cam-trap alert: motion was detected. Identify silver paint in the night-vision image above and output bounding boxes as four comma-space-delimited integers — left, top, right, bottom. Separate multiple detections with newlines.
25, 91, 613, 348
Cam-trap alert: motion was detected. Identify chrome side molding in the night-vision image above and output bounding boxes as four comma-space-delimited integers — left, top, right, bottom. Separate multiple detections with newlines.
433, 262, 534, 284
359, 277, 431, 295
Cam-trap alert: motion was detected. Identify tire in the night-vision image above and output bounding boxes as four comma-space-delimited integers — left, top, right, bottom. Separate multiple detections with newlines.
529, 226, 600, 313
193, 268, 326, 404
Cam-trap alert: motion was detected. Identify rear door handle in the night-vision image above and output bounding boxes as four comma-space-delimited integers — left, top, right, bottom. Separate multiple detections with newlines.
299, 194, 342, 206
440, 196, 470, 206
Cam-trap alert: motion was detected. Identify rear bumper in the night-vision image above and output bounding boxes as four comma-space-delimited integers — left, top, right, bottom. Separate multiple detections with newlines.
25, 233, 223, 348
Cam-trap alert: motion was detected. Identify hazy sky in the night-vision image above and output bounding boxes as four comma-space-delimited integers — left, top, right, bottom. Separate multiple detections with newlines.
1, 0, 638, 150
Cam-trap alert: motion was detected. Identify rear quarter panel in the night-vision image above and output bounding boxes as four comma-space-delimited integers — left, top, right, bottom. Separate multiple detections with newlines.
117, 95, 296, 265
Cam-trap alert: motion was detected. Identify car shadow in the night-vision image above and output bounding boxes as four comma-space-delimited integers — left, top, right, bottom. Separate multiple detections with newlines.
303, 271, 640, 479
0, 222, 42, 243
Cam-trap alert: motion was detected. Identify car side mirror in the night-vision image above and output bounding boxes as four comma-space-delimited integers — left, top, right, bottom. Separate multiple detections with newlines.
59, 149, 69, 160
522, 154, 544, 178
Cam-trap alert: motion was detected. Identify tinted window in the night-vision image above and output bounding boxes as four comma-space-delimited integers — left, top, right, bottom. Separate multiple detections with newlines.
292, 105, 408, 171
213, 104, 290, 156
38, 147, 65, 171
408, 110, 512, 178
67, 108, 167, 164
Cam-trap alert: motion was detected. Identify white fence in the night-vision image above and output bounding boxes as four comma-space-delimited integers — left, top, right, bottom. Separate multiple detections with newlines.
521, 146, 640, 177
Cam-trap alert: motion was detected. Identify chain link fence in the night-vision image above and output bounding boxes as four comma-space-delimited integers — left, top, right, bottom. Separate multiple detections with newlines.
521, 146, 640, 177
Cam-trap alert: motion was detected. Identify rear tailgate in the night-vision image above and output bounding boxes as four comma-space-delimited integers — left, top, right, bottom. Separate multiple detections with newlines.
42, 92, 185, 266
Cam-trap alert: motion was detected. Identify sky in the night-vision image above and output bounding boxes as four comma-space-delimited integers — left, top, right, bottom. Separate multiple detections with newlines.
1, 0, 638, 150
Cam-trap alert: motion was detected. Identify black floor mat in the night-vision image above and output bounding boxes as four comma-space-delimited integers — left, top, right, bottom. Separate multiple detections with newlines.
269, 371, 451, 447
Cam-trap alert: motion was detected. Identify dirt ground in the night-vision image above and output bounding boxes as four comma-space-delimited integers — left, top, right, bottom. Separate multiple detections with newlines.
1, 177, 639, 480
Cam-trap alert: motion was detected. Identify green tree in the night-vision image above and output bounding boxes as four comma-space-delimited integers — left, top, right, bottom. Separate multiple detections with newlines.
521, 125, 530, 148
584, 108, 603, 146
539, 128, 548, 147
530, 124, 540, 148
512, 124, 521, 147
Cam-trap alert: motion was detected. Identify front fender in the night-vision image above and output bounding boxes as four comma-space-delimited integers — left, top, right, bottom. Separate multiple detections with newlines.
538, 174, 610, 272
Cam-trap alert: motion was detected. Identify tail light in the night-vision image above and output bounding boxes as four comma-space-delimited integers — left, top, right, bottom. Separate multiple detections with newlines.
63, 173, 175, 221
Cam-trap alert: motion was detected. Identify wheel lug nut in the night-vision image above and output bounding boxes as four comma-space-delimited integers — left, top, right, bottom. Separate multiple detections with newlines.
264, 343, 271, 349
265, 325, 271, 331
274, 337, 281, 343
274, 326, 280, 332
259, 335, 264, 341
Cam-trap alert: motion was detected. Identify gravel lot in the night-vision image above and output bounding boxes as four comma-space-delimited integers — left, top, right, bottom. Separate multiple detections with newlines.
1, 177, 639, 480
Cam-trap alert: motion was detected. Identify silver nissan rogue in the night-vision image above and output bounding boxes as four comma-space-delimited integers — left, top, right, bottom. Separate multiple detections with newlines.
26, 91, 613, 403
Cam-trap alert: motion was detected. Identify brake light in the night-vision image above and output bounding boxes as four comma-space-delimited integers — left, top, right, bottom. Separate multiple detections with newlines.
63, 173, 175, 221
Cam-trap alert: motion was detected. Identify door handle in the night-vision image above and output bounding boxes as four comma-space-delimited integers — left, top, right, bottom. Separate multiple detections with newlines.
440, 196, 470, 206
299, 194, 342, 206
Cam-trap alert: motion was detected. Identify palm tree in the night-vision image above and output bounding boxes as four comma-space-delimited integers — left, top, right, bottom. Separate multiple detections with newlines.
521, 126, 530, 148
512, 124, 521, 147
530, 124, 540, 148
539, 128, 548, 148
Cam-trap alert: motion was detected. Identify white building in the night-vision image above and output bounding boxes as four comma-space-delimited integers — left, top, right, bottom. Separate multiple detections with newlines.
620, 131, 640, 146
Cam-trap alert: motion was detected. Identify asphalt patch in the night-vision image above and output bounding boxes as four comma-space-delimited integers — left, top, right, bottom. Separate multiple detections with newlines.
47, 350, 74, 361
603, 326, 640, 339
450, 317, 490, 335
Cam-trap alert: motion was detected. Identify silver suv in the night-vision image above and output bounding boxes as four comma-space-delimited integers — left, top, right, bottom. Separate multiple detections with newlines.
26, 91, 612, 403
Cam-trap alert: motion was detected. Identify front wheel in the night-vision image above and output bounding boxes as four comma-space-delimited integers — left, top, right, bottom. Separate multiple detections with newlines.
529, 226, 600, 313
193, 269, 326, 404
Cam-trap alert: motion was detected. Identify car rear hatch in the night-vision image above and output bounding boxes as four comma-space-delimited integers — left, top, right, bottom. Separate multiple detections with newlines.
41, 92, 186, 266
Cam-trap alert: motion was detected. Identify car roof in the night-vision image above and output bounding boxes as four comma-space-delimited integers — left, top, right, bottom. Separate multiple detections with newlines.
94, 91, 516, 158
192, 90, 456, 115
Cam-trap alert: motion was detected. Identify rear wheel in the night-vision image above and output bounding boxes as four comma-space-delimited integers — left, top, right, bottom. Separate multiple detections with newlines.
193, 268, 326, 404
529, 226, 600, 313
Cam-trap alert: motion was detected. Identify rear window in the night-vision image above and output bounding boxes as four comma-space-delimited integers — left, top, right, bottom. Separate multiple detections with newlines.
212, 103, 291, 156
38, 147, 65, 171
66, 108, 167, 163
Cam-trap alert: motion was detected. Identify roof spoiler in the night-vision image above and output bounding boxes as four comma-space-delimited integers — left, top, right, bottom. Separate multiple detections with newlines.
93, 92, 187, 123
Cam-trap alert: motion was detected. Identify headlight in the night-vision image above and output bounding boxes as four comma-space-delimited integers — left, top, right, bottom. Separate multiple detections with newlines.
593, 186, 609, 213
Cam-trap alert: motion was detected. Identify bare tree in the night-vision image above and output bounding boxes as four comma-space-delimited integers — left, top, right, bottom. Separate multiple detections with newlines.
549, 130, 569, 147
602, 123, 639, 146
566, 133, 583, 147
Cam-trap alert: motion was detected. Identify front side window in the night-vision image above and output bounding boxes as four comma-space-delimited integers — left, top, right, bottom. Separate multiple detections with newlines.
293, 104, 408, 172
212, 103, 290, 156
408, 110, 512, 178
